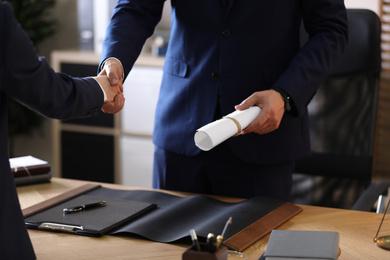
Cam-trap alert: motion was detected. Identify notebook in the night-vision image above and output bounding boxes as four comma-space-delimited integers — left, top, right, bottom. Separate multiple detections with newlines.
10, 155, 52, 186
264, 230, 340, 260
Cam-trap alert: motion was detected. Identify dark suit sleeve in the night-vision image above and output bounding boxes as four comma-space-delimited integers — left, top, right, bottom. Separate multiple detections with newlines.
2, 4, 104, 120
99, 0, 166, 78
273, 0, 348, 117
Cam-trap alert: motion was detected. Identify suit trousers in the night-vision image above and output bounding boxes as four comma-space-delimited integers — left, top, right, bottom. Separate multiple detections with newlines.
153, 141, 294, 201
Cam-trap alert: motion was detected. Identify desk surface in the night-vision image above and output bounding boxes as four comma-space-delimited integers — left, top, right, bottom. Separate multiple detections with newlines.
17, 178, 390, 260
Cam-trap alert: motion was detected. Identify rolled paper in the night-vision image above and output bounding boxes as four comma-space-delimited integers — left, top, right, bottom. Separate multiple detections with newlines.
194, 106, 261, 151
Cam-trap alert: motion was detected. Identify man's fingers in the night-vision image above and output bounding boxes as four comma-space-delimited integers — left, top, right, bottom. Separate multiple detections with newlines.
235, 97, 255, 111
102, 93, 125, 114
114, 93, 125, 107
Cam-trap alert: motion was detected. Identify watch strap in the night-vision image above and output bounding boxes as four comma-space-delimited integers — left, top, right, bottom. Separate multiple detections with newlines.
272, 87, 292, 112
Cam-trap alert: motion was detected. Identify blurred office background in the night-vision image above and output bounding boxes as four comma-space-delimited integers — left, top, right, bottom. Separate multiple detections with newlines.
9, 0, 384, 196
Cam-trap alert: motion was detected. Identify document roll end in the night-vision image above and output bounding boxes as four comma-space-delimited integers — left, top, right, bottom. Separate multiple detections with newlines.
194, 131, 213, 151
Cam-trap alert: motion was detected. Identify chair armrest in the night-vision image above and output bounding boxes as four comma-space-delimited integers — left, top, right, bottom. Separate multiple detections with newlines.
351, 181, 390, 211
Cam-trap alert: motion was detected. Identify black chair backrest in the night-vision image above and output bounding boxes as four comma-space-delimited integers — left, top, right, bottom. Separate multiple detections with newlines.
295, 9, 382, 181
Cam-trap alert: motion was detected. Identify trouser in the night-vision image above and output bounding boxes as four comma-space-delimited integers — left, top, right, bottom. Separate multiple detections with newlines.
152, 141, 294, 201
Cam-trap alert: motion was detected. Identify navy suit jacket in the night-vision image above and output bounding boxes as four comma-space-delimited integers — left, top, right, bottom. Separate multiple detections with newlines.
0, 3, 104, 258
101, 0, 348, 164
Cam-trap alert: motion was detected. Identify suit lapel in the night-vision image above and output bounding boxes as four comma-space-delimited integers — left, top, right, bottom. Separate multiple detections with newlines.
226, 0, 235, 13
223, 0, 236, 17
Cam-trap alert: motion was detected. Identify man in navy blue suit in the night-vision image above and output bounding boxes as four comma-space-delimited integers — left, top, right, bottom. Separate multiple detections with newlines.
0, 2, 124, 259
100, 0, 348, 201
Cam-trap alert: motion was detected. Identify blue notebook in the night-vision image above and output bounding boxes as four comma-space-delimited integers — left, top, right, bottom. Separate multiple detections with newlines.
264, 230, 340, 260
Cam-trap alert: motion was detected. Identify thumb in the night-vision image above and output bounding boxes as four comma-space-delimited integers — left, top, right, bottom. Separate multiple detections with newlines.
108, 71, 119, 86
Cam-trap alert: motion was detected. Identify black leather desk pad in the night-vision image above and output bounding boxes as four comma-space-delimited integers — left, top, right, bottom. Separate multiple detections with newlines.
84, 187, 286, 243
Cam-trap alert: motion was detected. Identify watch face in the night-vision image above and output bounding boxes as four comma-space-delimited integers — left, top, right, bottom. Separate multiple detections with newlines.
285, 96, 291, 111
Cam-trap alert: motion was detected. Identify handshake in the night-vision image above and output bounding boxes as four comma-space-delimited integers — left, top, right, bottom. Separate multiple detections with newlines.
95, 58, 127, 114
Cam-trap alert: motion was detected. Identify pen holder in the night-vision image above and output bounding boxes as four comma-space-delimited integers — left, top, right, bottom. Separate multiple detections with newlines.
182, 243, 228, 260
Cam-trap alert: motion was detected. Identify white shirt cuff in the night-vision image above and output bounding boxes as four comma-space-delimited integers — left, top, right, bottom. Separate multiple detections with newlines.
93, 78, 108, 102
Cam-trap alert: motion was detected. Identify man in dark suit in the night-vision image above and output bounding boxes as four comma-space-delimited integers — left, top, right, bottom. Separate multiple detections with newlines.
0, 2, 124, 259
100, 0, 348, 200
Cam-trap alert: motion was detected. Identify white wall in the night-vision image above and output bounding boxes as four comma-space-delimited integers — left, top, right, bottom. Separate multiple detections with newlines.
345, 0, 380, 14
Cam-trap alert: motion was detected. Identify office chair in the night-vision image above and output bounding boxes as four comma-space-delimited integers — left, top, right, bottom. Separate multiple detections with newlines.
292, 9, 383, 209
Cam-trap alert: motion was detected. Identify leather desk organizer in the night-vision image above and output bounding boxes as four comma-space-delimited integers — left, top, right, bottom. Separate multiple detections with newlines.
182, 243, 228, 260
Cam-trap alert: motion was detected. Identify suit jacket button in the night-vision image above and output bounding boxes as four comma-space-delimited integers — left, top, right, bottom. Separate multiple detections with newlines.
222, 29, 231, 37
211, 73, 220, 80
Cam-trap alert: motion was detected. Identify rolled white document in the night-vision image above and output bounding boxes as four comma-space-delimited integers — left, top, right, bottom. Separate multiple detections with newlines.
194, 106, 261, 151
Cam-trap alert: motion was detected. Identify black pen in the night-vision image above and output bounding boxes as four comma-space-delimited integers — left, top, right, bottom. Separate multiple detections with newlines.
189, 229, 201, 251
63, 201, 106, 213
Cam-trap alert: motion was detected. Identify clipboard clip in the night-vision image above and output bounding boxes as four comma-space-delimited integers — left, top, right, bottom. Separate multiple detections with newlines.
38, 222, 83, 233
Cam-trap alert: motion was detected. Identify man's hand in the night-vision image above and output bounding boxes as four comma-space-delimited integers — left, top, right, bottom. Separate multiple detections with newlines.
98, 58, 124, 92
98, 58, 125, 114
102, 93, 125, 114
94, 76, 125, 114
235, 90, 285, 135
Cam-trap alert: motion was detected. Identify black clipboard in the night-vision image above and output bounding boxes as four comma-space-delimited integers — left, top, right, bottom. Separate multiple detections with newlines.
25, 195, 157, 237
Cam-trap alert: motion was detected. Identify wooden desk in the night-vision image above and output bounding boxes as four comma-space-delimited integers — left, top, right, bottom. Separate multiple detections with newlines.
17, 178, 390, 260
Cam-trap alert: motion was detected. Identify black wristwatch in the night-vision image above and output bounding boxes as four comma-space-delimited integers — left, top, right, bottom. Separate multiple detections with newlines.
272, 87, 292, 112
